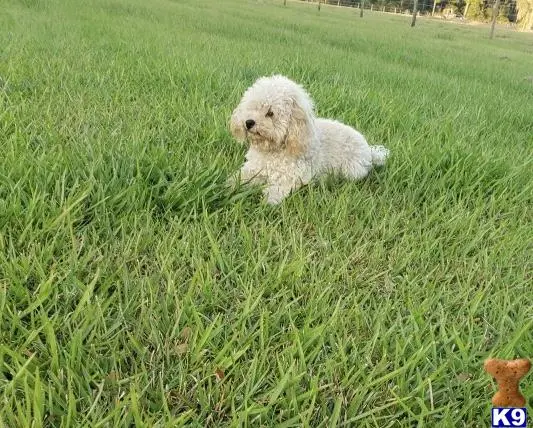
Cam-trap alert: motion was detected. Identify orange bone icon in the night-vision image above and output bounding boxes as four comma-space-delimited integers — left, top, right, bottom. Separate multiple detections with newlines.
484, 358, 531, 407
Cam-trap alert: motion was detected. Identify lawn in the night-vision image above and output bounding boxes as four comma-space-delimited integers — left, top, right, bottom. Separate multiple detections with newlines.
1, 0, 532, 425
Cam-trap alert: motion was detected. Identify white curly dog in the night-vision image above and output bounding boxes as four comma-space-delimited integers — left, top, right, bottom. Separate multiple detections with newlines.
230, 75, 389, 204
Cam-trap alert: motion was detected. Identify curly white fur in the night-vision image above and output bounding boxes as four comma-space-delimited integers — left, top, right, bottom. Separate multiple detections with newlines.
230, 75, 389, 204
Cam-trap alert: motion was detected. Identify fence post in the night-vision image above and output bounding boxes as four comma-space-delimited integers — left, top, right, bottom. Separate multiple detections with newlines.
489, 0, 501, 38
318, 0, 321, 10
360, 0, 364, 16
464, 1, 471, 16
371, 4, 373, 10
411, 0, 418, 26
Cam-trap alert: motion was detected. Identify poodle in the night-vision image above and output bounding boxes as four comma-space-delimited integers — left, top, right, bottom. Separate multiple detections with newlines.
229, 75, 389, 204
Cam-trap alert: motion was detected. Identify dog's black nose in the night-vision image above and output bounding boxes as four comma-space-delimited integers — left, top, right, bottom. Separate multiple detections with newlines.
245, 119, 255, 130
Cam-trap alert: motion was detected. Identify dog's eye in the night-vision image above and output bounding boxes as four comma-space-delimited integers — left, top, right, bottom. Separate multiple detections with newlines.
266, 110, 274, 118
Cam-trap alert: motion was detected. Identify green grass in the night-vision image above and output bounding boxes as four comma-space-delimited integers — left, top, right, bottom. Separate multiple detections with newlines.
1, 0, 532, 425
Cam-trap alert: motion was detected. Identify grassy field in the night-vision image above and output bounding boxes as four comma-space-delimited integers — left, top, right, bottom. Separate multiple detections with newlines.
1, 0, 532, 425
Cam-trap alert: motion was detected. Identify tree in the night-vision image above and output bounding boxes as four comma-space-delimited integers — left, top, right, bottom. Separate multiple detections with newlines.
465, 0, 487, 21
517, 0, 533, 29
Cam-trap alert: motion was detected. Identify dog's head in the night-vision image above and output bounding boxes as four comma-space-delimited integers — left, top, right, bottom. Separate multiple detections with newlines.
230, 75, 316, 155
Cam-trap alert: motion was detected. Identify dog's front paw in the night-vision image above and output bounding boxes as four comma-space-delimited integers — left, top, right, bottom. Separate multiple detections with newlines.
266, 195, 283, 205
264, 186, 288, 205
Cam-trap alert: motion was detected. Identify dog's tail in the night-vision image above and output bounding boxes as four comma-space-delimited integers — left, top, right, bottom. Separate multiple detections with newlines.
370, 145, 390, 166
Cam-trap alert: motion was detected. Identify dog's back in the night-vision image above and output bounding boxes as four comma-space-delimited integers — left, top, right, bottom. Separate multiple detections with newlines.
314, 118, 389, 179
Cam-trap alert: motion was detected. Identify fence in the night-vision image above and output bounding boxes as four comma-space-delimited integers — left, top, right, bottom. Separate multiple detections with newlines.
299, 0, 522, 25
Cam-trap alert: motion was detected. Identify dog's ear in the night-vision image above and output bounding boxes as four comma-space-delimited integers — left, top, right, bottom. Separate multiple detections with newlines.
285, 96, 314, 156
230, 107, 246, 142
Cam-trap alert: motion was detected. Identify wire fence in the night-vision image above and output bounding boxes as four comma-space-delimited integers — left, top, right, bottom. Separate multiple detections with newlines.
299, 0, 521, 26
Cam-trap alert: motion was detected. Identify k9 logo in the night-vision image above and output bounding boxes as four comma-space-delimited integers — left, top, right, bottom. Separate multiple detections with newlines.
492, 408, 527, 427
